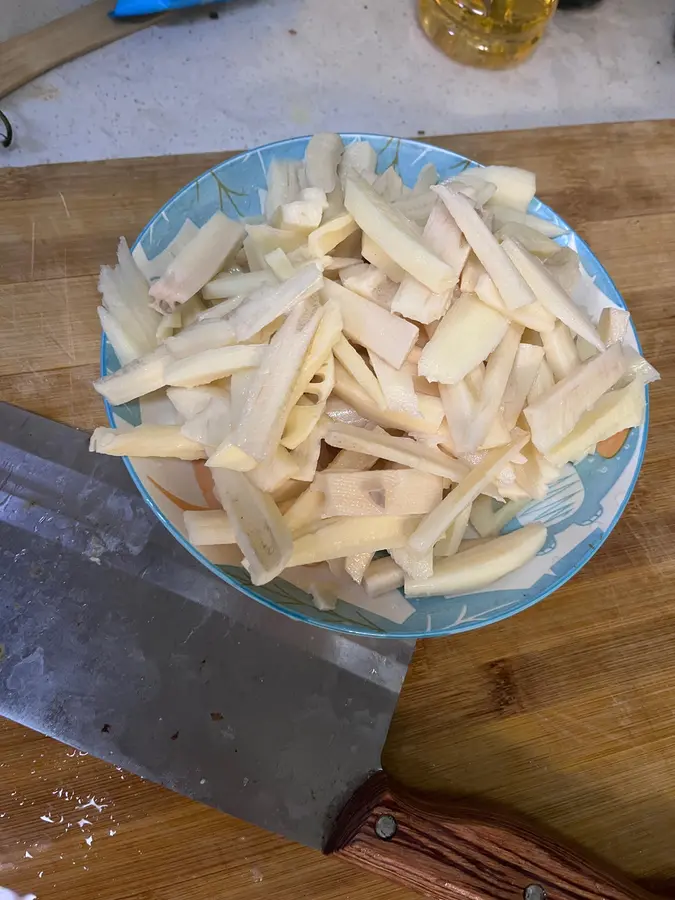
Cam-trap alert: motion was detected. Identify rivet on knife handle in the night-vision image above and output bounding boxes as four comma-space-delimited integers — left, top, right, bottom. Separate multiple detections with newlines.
325, 772, 660, 900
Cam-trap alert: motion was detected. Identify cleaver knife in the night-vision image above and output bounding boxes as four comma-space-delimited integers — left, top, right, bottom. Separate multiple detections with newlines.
0, 402, 656, 900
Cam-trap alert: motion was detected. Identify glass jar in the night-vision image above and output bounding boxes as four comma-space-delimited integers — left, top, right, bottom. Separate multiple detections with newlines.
418, 0, 559, 69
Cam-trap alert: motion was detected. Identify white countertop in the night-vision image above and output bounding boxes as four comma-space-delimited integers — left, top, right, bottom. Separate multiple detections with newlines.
1, 0, 674, 168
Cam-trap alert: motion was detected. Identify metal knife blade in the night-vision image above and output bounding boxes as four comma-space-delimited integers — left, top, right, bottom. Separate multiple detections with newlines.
0, 402, 414, 851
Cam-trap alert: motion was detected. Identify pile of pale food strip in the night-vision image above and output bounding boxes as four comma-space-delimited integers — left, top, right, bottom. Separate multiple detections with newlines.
90, 133, 658, 621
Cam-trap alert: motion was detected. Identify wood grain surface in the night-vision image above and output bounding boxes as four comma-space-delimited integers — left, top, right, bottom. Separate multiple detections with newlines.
0, 1, 168, 102
327, 772, 659, 900
0, 120, 674, 900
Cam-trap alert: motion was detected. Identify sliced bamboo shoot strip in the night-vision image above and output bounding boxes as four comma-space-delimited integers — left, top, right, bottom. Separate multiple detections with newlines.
226, 263, 323, 341
288, 300, 342, 407
527, 358, 555, 404
542, 321, 580, 380
149, 211, 245, 313
323, 422, 469, 481
502, 343, 545, 431
465, 324, 523, 451
501, 238, 603, 349
315, 469, 443, 517
345, 172, 457, 293
405, 524, 547, 598
418, 293, 509, 385
164, 319, 236, 358
305, 132, 343, 193
469, 495, 527, 538
333, 336, 386, 408
363, 557, 404, 596
202, 270, 277, 301
307, 213, 359, 257
390, 547, 434, 580
289, 516, 421, 567
368, 351, 419, 417
439, 380, 475, 456
165, 345, 265, 388
211, 469, 292, 586
524, 343, 628, 452
333, 362, 443, 434
459, 165, 536, 212
210, 300, 322, 466
89, 425, 205, 460
245, 223, 306, 256
93, 347, 170, 406
183, 510, 236, 546
283, 357, 335, 450
323, 280, 419, 369
432, 184, 537, 310
345, 552, 375, 584
98, 307, 146, 366
433, 504, 471, 557
475, 271, 555, 333
424, 199, 470, 273
361, 234, 407, 282
545, 379, 646, 466
407, 432, 529, 555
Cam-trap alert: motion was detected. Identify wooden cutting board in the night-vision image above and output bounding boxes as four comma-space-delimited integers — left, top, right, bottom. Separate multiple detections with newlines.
1, 121, 674, 900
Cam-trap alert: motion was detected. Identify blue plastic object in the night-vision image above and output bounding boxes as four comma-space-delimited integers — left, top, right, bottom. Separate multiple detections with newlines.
113, 0, 230, 16
101, 134, 649, 638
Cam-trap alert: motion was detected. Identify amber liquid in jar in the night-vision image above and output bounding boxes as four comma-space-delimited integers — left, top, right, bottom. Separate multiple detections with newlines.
419, 0, 559, 69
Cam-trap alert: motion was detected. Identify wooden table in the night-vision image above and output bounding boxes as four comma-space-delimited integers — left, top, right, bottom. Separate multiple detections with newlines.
1, 121, 674, 900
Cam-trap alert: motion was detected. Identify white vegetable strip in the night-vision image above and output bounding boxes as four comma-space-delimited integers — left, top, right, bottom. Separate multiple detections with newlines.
333, 336, 385, 408
345, 552, 375, 584
373, 166, 404, 202
502, 343, 545, 431
405, 524, 547, 598
390, 547, 434, 580
502, 238, 604, 349
98, 306, 146, 367
368, 352, 419, 416
211, 469, 293, 586
545, 246, 580, 294
340, 263, 397, 308
418, 294, 509, 385
599, 307, 630, 346
323, 422, 469, 481
361, 234, 407, 282
94, 347, 170, 406
524, 343, 628, 452
198, 296, 246, 321
541, 322, 580, 380
466, 324, 524, 451
210, 300, 322, 466
133, 219, 199, 282
433, 184, 537, 310
469, 495, 527, 538
89, 424, 205, 460
433, 504, 472, 558
202, 270, 277, 301
315, 469, 443, 517
265, 248, 296, 280
494, 221, 561, 257
345, 172, 457, 293
459, 165, 535, 212
166, 385, 225, 419
339, 140, 377, 185
545, 379, 646, 466
475, 271, 555, 333
183, 510, 236, 546
99, 238, 160, 354
424, 200, 470, 274
265, 158, 302, 220
245, 223, 307, 257
527, 358, 555, 404
181, 392, 232, 450
439, 380, 475, 455
248, 447, 300, 492
164, 319, 236, 358
283, 356, 335, 450
407, 432, 529, 555
333, 362, 443, 435
324, 280, 419, 369
289, 516, 421, 567
226, 263, 323, 341
286, 299, 342, 409
363, 557, 404, 596
305, 132, 343, 193
307, 213, 359, 256
390, 277, 451, 325
165, 345, 265, 388
149, 212, 245, 313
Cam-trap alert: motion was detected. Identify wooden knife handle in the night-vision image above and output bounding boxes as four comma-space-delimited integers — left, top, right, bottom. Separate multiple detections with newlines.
0, 0, 167, 101
326, 773, 659, 900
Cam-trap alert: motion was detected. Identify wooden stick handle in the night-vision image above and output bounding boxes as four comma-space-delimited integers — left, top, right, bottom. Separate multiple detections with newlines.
326, 773, 660, 900
0, 0, 167, 101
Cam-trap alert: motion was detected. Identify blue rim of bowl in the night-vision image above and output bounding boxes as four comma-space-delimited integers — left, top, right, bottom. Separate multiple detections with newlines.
102, 134, 649, 639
